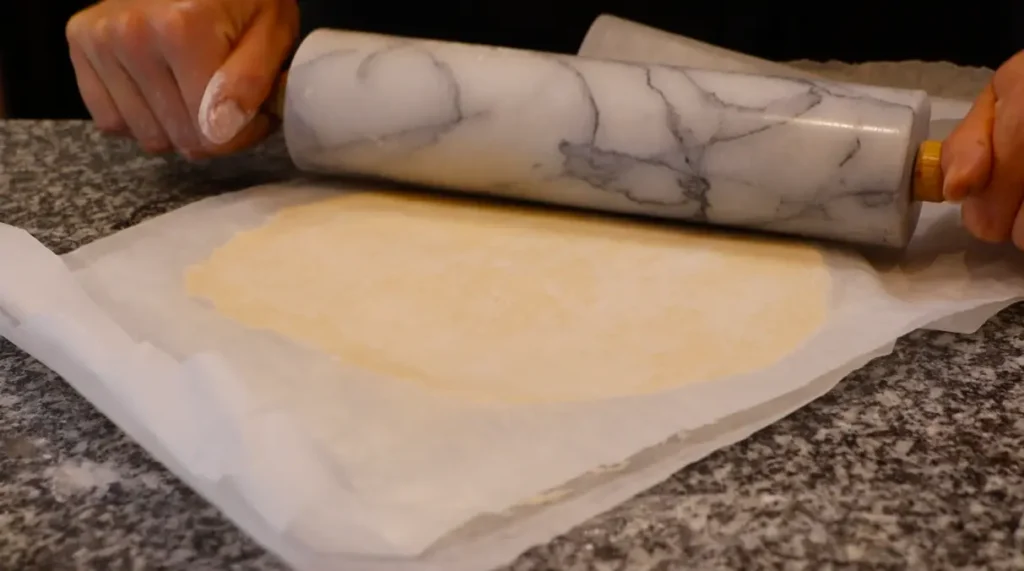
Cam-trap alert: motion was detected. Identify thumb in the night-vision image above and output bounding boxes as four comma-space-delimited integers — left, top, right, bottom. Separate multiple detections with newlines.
197, 4, 298, 149
941, 83, 995, 201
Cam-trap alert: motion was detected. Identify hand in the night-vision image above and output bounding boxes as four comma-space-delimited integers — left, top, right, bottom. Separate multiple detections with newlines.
66, 0, 299, 159
943, 51, 1024, 248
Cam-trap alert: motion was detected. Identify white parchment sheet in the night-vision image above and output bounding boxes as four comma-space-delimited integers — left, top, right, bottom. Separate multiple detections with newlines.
0, 18, 1017, 571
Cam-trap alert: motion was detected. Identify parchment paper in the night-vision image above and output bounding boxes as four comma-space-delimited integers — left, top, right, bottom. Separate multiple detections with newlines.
0, 17, 1017, 571
577, 14, 1010, 335
578, 14, 983, 139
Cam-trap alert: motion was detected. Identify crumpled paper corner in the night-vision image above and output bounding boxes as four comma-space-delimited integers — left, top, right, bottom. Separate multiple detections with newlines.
0, 222, 364, 570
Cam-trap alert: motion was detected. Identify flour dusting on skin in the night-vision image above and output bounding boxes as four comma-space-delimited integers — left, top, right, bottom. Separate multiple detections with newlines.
47, 459, 121, 499
198, 70, 253, 145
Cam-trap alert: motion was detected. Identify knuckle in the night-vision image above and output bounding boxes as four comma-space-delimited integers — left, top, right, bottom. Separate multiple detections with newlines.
148, 7, 192, 50
112, 11, 151, 50
91, 16, 118, 46
65, 11, 90, 42
66, 11, 115, 51
66, 7, 154, 51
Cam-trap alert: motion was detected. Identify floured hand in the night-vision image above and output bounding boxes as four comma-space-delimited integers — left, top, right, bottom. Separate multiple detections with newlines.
66, 0, 299, 159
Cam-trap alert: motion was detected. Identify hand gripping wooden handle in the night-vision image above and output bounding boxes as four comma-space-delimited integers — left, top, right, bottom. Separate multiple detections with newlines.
912, 140, 944, 203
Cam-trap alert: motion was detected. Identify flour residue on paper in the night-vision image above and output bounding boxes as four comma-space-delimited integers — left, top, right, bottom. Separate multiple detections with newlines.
184, 192, 830, 404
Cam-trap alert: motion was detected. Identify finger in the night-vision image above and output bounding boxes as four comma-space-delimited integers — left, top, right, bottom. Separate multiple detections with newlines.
195, 6, 297, 148
82, 16, 171, 153
210, 112, 275, 154
67, 20, 125, 133
941, 84, 995, 201
962, 92, 1024, 243
1012, 203, 1024, 249
148, 3, 235, 149
109, 11, 204, 156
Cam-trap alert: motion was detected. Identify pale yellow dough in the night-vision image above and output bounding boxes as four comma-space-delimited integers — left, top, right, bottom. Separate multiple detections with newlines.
185, 192, 830, 404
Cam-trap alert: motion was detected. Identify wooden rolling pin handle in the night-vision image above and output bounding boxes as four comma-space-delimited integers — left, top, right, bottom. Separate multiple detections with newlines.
912, 139, 945, 203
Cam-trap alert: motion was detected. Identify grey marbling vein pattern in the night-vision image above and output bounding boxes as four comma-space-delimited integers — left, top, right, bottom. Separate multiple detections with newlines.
284, 31, 931, 247
3, 120, 1024, 570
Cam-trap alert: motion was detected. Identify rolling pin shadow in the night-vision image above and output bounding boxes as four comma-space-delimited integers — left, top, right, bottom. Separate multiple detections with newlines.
265, 30, 946, 249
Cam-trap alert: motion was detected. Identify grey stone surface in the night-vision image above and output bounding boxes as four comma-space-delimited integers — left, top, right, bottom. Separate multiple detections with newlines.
2, 120, 1024, 570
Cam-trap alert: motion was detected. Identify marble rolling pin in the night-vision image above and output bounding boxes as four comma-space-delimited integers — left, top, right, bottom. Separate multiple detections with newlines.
271, 29, 946, 248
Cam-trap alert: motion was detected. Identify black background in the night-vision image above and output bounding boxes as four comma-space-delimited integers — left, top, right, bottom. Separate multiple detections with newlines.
2, 1, 1021, 119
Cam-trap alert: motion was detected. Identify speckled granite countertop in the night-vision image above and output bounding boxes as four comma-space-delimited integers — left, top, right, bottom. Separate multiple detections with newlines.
3, 121, 1024, 571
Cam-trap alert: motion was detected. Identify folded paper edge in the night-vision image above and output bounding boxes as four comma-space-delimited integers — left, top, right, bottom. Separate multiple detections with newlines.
0, 223, 407, 564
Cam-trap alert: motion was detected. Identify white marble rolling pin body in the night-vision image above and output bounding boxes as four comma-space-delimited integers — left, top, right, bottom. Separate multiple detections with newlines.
283, 30, 932, 247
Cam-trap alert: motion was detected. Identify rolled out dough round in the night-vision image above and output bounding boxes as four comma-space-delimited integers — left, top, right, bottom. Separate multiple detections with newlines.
185, 192, 830, 404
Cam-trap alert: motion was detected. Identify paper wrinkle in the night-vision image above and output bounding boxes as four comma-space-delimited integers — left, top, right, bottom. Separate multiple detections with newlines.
577, 14, 981, 148
0, 222, 352, 547
5, 176, 1024, 567
575, 14, 1005, 337
1, 16, 1018, 571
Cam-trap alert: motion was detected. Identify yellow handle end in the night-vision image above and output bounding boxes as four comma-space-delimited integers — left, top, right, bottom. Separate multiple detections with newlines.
913, 140, 944, 203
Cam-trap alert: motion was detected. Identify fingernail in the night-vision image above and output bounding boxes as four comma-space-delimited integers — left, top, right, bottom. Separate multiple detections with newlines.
198, 71, 253, 146
943, 163, 966, 202
201, 99, 252, 145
